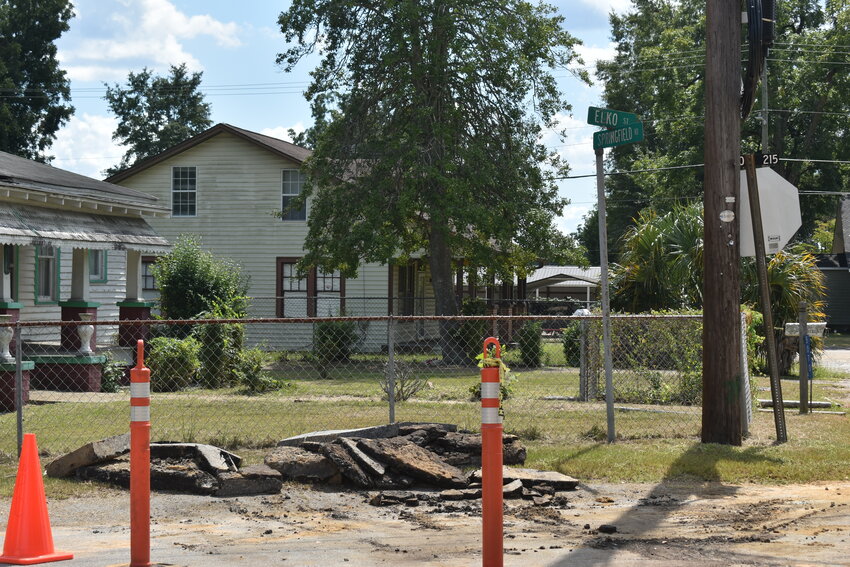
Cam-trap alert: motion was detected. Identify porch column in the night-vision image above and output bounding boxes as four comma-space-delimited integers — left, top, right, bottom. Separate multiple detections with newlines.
0, 245, 22, 354
118, 250, 154, 348
60, 248, 100, 351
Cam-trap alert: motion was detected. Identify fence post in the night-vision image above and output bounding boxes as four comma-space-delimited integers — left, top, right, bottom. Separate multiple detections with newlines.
481, 337, 503, 567
798, 302, 808, 415
130, 339, 151, 567
387, 315, 396, 424
14, 322, 22, 456
739, 312, 752, 437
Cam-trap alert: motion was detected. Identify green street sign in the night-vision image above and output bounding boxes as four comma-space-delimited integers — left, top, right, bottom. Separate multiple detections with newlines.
587, 106, 639, 128
592, 122, 644, 149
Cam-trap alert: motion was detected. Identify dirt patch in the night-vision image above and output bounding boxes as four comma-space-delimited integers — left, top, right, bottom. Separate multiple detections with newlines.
10, 480, 849, 566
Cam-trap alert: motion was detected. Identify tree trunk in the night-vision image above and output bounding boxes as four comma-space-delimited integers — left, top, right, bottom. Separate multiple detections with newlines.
428, 226, 467, 365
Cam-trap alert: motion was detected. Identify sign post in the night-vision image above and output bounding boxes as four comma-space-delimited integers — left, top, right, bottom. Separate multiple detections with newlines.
588, 107, 644, 443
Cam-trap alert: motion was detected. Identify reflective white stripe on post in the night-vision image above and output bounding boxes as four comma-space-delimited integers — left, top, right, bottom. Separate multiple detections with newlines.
481, 382, 500, 400
130, 382, 150, 398
482, 407, 502, 424
131, 406, 150, 422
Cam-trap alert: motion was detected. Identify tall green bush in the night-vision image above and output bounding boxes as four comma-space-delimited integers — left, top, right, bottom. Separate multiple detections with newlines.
311, 319, 359, 378
516, 322, 543, 367
561, 321, 582, 367
193, 303, 246, 389
152, 235, 249, 320
147, 336, 201, 392
451, 298, 489, 363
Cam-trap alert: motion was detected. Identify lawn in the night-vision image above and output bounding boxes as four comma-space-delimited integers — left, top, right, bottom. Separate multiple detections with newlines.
2, 340, 847, 498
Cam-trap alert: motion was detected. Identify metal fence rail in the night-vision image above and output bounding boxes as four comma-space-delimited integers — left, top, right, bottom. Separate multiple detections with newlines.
0, 313, 721, 456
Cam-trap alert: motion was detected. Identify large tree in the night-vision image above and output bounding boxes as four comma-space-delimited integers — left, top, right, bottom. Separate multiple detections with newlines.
0, 0, 74, 161
277, 1, 587, 333
104, 64, 212, 176
576, 0, 850, 261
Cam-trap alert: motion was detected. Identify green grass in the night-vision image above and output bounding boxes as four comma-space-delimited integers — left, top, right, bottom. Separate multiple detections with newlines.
2, 354, 847, 498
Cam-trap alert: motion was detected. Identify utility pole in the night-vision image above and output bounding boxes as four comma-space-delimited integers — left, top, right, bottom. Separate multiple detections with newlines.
702, 0, 742, 445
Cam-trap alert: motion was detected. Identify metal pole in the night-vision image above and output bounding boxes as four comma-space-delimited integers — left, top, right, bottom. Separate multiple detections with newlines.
739, 312, 752, 438
387, 315, 396, 423
798, 302, 808, 415
595, 147, 616, 443
15, 322, 23, 457
744, 154, 787, 442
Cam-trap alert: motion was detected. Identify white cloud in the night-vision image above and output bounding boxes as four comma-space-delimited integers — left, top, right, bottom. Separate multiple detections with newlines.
50, 114, 127, 180
576, 0, 634, 16
60, 0, 241, 75
573, 43, 617, 69
261, 123, 305, 143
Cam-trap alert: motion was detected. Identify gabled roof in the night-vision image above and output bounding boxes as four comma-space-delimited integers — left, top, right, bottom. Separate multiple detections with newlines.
0, 150, 164, 211
526, 265, 601, 288
106, 123, 312, 183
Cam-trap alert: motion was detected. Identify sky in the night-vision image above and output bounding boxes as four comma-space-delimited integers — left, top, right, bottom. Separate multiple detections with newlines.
51, 0, 632, 235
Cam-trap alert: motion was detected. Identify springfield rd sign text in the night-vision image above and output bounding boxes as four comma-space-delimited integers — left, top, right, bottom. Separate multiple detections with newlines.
588, 106, 644, 150
593, 122, 644, 149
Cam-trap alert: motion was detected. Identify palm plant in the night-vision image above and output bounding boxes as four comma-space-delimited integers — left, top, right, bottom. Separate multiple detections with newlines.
742, 251, 826, 375
612, 205, 826, 376
611, 201, 703, 312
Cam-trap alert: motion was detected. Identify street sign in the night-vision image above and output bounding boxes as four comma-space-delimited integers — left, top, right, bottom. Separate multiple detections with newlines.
738, 167, 802, 257
587, 106, 639, 128
592, 122, 644, 149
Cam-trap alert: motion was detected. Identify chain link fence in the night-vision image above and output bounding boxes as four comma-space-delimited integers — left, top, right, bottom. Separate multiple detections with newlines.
1, 308, 726, 456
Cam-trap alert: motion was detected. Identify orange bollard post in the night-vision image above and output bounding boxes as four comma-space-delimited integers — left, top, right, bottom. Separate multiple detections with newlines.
480, 337, 503, 567
130, 339, 151, 567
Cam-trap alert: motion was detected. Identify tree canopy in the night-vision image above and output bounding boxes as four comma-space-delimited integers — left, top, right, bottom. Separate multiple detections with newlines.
0, 0, 74, 161
104, 64, 212, 176
277, 0, 587, 319
152, 235, 249, 321
576, 0, 850, 263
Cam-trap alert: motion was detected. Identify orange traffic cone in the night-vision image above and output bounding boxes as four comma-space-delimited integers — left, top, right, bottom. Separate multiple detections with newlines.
0, 433, 73, 565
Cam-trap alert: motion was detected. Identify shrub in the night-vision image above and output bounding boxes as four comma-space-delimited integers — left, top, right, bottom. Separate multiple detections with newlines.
451, 298, 489, 363
313, 319, 358, 364
193, 303, 246, 389
147, 336, 201, 392
234, 347, 284, 394
99, 351, 126, 393
152, 235, 249, 320
561, 321, 582, 367
379, 360, 428, 401
515, 322, 543, 367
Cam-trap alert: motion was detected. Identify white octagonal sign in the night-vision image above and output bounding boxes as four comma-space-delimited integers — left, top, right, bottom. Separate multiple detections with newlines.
738, 167, 802, 258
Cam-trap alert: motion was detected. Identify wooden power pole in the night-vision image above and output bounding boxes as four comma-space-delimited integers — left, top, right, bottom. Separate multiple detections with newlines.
702, 0, 742, 445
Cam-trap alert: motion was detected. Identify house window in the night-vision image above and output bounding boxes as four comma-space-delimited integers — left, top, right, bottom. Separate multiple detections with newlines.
36, 244, 59, 303
89, 250, 107, 283
276, 258, 345, 317
172, 166, 197, 217
142, 256, 158, 290
281, 169, 306, 221
316, 268, 344, 317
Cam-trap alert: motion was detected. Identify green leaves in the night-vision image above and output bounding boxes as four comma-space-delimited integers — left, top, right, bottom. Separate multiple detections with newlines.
151, 235, 249, 320
277, 1, 588, 312
104, 64, 212, 176
0, 0, 74, 160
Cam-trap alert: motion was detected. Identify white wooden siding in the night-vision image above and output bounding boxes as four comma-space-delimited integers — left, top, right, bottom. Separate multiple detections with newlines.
116, 131, 392, 315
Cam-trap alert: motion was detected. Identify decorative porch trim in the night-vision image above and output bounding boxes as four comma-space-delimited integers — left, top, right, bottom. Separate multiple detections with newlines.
58, 300, 102, 308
